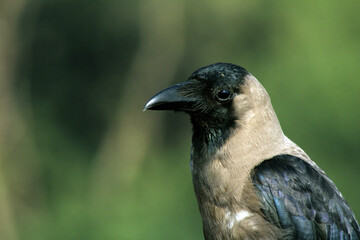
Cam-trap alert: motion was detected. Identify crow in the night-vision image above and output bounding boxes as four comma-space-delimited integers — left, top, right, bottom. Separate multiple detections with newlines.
144, 63, 360, 240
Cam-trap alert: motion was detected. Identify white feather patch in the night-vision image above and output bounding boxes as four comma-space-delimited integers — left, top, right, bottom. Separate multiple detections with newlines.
225, 210, 253, 229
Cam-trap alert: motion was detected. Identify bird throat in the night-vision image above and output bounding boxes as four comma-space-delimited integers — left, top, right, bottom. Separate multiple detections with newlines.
190, 116, 237, 163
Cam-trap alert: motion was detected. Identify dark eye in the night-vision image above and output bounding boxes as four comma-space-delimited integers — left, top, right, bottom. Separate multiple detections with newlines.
216, 89, 231, 101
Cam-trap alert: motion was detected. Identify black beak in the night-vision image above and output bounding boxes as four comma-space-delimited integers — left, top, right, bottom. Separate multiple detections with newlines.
144, 82, 197, 111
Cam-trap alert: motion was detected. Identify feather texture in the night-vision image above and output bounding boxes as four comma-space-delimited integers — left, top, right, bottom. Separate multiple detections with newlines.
252, 154, 360, 240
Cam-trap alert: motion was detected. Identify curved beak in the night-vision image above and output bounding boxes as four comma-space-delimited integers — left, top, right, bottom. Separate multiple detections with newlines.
144, 82, 197, 111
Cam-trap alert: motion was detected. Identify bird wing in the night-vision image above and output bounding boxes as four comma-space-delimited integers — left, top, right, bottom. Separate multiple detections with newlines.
251, 154, 360, 240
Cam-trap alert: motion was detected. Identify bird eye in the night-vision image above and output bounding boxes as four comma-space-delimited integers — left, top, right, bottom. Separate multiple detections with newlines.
216, 89, 231, 101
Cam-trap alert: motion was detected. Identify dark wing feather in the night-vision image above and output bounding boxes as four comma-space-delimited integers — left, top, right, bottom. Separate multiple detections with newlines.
251, 154, 360, 240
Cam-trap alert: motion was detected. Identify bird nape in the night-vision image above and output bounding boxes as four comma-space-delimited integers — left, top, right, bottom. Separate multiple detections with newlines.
144, 63, 360, 240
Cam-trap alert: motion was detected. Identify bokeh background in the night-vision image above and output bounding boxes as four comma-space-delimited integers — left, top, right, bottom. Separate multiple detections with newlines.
1, 0, 360, 239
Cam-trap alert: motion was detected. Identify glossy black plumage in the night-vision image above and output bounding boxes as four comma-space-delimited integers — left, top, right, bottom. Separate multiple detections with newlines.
252, 154, 360, 240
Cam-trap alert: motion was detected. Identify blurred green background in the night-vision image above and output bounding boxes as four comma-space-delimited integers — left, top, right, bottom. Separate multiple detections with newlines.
1, 0, 359, 239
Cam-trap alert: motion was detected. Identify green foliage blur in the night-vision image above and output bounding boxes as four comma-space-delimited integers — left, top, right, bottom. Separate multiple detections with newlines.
1, 0, 359, 239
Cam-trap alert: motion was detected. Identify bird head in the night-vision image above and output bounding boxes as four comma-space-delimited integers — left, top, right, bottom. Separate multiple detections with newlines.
144, 63, 268, 130
144, 62, 277, 157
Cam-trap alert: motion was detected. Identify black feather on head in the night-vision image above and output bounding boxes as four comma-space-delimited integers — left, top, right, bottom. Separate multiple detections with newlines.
144, 62, 250, 156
